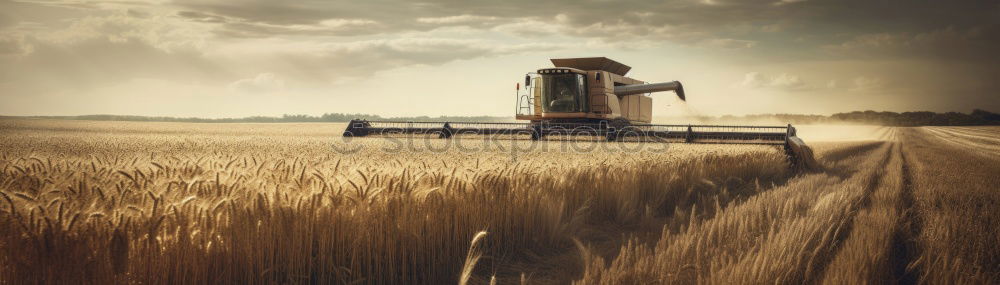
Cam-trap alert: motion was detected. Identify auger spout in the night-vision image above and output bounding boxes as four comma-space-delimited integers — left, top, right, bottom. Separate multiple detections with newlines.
613, 81, 686, 101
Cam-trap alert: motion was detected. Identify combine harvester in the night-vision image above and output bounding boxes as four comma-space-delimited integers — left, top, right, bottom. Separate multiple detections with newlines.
343, 57, 816, 169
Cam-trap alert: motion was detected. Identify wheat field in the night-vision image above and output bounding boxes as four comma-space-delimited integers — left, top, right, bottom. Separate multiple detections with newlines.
0, 119, 997, 284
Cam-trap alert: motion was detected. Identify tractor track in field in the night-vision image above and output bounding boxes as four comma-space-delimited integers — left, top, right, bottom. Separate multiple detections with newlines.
922, 127, 1000, 159
890, 143, 923, 284
806, 143, 894, 284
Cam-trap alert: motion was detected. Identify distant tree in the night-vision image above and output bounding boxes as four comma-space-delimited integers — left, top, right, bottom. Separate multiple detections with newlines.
971, 109, 1000, 122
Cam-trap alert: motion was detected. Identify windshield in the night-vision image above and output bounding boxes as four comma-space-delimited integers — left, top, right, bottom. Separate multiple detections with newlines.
540, 74, 587, 113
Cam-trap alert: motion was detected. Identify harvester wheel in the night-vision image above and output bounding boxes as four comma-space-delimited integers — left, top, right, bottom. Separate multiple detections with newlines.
609, 118, 630, 128
439, 123, 454, 139
530, 124, 543, 141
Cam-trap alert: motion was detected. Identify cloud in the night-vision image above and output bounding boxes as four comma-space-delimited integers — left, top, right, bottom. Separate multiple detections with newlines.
216, 19, 382, 38
698, 38, 757, 49
416, 15, 498, 25
176, 11, 229, 23
251, 38, 568, 83
1, 35, 219, 87
492, 19, 560, 37
0, 35, 31, 56
825, 26, 1000, 63
740, 72, 808, 90
33, 11, 210, 52
0, 6, 563, 87
154, 1, 767, 42
0, 11, 223, 96
3, 0, 1000, 116
773, 0, 806, 6
162, 0, 999, 60
849, 76, 884, 92
228, 72, 286, 94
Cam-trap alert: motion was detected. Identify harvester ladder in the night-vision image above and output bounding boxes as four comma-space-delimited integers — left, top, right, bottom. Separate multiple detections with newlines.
685, 125, 693, 143
518, 94, 533, 116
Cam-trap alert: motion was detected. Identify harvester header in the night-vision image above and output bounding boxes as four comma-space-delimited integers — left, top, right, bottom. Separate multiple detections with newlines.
343, 57, 817, 169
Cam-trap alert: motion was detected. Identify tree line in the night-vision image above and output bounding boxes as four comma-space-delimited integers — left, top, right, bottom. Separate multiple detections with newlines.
713, 109, 1000, 126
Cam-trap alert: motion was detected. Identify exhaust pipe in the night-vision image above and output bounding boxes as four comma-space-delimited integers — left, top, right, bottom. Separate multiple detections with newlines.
613, 81, 686, 101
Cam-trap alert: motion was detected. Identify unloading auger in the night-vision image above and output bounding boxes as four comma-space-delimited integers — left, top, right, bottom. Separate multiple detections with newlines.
343, 57, 817, 169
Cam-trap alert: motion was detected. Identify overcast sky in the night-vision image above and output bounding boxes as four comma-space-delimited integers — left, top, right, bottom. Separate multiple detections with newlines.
1, 0, 997, 117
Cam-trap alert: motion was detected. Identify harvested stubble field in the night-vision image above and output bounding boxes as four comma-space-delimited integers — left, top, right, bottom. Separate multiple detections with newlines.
0, 120, 997, 284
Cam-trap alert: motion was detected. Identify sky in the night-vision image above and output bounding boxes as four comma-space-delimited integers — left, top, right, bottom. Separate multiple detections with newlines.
0, 0, 998, 118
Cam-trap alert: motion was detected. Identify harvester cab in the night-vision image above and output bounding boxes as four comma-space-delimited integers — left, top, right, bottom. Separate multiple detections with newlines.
342, 57, 817, 169
515, 57, 685, 126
